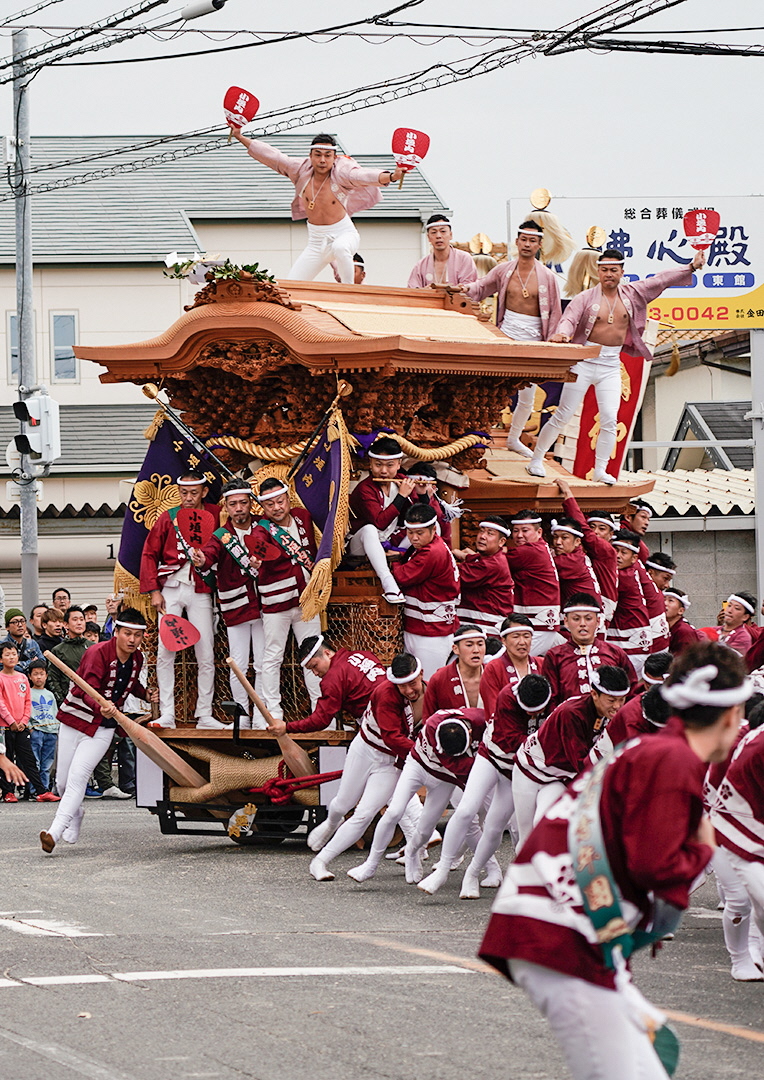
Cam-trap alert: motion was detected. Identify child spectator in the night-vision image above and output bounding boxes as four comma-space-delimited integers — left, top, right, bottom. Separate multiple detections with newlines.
27, 659, 60, 796
0, 642, 56, 802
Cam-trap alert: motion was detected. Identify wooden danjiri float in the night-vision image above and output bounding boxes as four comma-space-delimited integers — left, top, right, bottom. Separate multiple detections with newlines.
74, 267, 654, 847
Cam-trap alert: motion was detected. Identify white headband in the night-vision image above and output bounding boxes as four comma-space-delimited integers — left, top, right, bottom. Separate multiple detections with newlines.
517, 228, 543, 237
115, 620, 146, 630
630, 503, 653, 518
728, 594, 756, 616
426, 220, 451, 231
591, 674, 629, 697
642, 672, 667, 685
501, 623, 533, 636
613, 540, 640, 553
661, 665, 753, 710
646, 560, 675, 575
300, 635, 324, 668
597, 257, 624, 266
587, 514, 615, 528
517, 688, 552, 713
177, 477, 205, 487
453, 627, 487, 644
406, 514, 438, 529
434, 716, 471, 755
224, 486, 254, 499
551, 520, 583, 539
666, 590, 691, 610
258, 485, 289, 502
387, 658, 423, 685
368, 450, 403, 460
511, 516, 542, 526
311, 143, 337, 151
479, 520, 511, 537
563, 604, 601, 614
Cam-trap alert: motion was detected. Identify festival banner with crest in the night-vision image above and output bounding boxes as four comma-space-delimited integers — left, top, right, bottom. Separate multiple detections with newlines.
115, 415, 224, 614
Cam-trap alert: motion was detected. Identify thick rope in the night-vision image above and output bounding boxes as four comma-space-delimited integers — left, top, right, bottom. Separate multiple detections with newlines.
252, 769, 344, 805
206, 435, 308, 461
207, 431, 485, 463
389, 432, 485, 461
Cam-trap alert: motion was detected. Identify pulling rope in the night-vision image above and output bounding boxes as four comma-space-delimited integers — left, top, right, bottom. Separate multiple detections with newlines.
207, 431, 486, 463
249, 769, 344, 805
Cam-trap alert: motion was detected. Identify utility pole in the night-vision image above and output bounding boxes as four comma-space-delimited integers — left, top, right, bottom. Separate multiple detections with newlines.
13, 28, 39, 614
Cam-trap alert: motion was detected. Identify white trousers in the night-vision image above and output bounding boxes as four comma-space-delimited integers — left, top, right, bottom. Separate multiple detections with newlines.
725, 849, 764, 939
534, 355, 622, 471
363, 756, 462, 871
712, 847, 761, 966
261, 608, 322, 721
226, 619, 266, 728
512, 769, 566, 850
500, 311, 543, 440
438, 754, 512, 873
289, 217, 361, 284
627, 653, 647, 681
349, 524, 399, 594
155, 580, 215, 719
49, 723, 114, 843
319, 736, 422, 865
510, 961, 668, 1080
529, 630, 565, 657
403, 631, 454, 681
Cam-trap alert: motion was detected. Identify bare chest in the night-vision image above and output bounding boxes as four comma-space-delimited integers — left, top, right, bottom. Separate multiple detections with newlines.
505, 266, 541, 316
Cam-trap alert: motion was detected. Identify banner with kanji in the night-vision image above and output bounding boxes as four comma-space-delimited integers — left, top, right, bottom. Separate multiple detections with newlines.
293, 408, 356, 619
114, 414, 224, 613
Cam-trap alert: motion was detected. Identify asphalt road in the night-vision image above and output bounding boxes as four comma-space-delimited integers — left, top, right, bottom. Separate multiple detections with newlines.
0, 801, 762, 1080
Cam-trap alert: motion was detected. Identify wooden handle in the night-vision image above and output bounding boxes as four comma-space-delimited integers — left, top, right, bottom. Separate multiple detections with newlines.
44, 651, 206, 789
226, 657, 316, 778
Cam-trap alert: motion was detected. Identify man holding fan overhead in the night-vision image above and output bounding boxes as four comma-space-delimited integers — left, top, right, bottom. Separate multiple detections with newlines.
228, 127, 404, 283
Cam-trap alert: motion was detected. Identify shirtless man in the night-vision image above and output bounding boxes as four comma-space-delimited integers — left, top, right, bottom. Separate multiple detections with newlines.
463, 221, 562, 457
528, 246, 705, 484
407, 214, 478, 288
230, 129, 403, 283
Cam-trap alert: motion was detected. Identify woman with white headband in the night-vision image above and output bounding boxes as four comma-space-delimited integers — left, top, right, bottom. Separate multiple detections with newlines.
228, 129, 403, 284
719, 591, 757, 658
606, 529, 652, 680
420, 674, 553, 899
512, 664, 631, 848
40, 609, 158, 854
348, 706, 486, 885
308, 653, 430, 882
481, 640, 747, 1080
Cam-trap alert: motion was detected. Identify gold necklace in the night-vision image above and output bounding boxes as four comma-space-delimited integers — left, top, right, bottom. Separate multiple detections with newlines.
306, 173, 329, 211
516, 264, 536, 299
604, 290, 619, 324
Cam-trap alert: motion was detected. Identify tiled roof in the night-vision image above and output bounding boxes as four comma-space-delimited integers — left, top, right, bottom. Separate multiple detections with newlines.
0, 134, 449, 264
630, 468, 754, 516
0, 404, 158, 472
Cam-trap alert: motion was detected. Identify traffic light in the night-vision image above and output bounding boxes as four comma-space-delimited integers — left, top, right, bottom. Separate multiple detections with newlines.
13, 393, 61, 465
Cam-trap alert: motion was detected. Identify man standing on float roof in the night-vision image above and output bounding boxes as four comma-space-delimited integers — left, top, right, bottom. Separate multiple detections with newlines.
407, 214, 478, 288
228, 128, 403, 283
528, 246, 706, 484
462, 220, 561, 458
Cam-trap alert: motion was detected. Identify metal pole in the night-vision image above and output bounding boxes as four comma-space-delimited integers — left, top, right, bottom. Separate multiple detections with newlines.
746, 329, 764, 623
13, 28, 39, 614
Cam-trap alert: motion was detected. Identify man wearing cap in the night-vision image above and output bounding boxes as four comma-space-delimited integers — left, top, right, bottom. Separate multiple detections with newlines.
542, 594, 637, 707
267, 635, 385, 736
348, 705, 486, 884
253, 477, 322, 722
424, 625, 486, 714
555, 478, 618, 624
140, 472, 219, 728
192, 479, 265, 729
392, 503, 461, 680
453, 515, 515, 637
480, 614, 542, 718
607, 529, 653, 680
506, 510, 562, 656
420, 674, 553, 898
39, 608, 158, 853
1, 609, 44, 675
665, 587, 701, 656
463, 220, 562, 458
621, 497, 653, 562
348, 436, 413, 604
407, 215, 478, 288
307, 652, 428, 881
512, 664, 631, 847
529, 247, 706, 484
719, 592, 757, 657
229, 129, 403, 284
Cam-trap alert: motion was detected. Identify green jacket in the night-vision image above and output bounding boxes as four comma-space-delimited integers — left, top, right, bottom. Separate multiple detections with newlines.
48, 637, 92, 706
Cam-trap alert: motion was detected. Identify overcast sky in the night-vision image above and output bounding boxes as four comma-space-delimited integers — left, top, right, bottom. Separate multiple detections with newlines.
1, 1, 763, 246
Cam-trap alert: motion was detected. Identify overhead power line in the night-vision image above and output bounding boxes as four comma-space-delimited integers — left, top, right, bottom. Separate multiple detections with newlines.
0, 0, 64, 30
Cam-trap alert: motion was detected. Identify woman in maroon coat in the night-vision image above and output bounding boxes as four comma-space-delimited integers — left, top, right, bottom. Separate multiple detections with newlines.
480, 641, 749, 1080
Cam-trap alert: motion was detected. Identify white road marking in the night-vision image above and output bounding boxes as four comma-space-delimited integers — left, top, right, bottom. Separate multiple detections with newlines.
1, 964, 473, 989
687, 907, 724, 921
0, 916, 103, 937
0, 1029, 133, 1080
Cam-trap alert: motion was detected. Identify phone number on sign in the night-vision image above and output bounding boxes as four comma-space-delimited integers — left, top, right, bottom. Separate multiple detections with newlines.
648, 305, 729, 322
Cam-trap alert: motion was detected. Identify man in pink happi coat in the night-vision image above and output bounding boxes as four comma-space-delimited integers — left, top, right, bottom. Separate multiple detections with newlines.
527, 246, 705, 484
407, 214, 477, 289
463, 220, 562, 458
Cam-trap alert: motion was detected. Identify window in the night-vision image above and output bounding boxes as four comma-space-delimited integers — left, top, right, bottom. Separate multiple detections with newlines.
7, 312, 18, 383
51, 312, 77, 381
